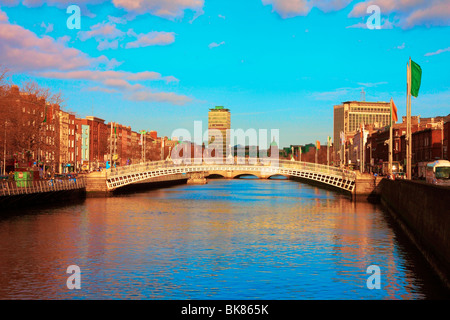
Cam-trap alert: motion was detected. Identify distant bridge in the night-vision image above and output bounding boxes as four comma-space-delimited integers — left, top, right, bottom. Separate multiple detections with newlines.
104, 159, 357, 193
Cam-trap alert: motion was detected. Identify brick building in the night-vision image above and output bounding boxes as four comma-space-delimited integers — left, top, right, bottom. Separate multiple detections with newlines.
0, 85, 61, 173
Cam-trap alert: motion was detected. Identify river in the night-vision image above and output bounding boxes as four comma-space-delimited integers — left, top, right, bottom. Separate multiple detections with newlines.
0, 177, 449, 299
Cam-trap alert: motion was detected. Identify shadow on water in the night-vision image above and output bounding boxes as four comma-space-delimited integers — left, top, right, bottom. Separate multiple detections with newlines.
0, 194, 87, 221
112, 179, 188, 196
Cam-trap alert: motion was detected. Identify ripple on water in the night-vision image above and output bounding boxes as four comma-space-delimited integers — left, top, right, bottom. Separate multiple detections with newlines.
0, 179, 449, 299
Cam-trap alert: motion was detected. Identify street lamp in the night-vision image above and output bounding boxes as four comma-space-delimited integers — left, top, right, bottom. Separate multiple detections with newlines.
140, 130, 146, 163
3, 120, 7, 175
441, 120, 444, 159
367, 142, 373, 173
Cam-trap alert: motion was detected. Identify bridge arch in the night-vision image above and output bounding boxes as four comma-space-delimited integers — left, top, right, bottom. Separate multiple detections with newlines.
233, 173, 259, 179
207, 173, 226, 179
267, 174, 289, 180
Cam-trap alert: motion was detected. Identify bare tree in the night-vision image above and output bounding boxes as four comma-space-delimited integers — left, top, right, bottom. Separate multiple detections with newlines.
0, 74, 64, 171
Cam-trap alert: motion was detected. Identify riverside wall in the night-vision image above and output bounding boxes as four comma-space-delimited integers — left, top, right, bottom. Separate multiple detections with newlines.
380, 179, 450, 288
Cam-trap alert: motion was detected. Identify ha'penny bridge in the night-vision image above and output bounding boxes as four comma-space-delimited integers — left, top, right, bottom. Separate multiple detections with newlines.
84, 159, 381, 196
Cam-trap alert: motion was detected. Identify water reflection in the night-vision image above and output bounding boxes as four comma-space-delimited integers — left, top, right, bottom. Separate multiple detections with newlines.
0, 179, 448, 299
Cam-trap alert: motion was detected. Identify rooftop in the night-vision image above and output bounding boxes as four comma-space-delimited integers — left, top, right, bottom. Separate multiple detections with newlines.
209, 106, 230, 112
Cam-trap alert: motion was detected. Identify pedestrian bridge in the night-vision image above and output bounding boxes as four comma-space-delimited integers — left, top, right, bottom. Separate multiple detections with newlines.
105, 159, 357, 193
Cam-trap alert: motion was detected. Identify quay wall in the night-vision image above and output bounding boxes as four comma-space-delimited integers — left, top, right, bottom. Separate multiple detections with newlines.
0, 188, 86, 210
380, 179, 450, 288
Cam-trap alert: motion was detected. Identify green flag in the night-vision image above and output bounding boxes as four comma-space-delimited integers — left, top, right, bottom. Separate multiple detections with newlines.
410, 60, 422, 98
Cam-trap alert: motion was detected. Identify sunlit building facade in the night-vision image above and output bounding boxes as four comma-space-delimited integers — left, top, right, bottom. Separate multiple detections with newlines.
334, 101, 391, 164
208, 106, 230, 158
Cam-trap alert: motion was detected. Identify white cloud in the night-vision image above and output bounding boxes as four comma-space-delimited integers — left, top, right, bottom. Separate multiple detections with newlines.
78, 22, 175, 50
357, 81, 388, 87
128, 90, 192, 105
103, 78, 144, 90
262, 0, 311, 18
208, 41, 225, 49
39, 70, 179, 83
346, 22, 368, 29
78, 21, 125, 41
0, 0, 106, 18
0, 0, 205, 20
0, 10, 117, 72
0, 8, 8, 22
424, 47, 450, 57
40, 22, 53, 33
125, 31, 175, 48
309, 87, 365, 101
40, 70, 189, 105
0, 7, 189, 106
346, 18, 393, 29
97, 39, 119, 51
88, 86, 119, 94
107, 15, 127, 24
112, 0, 204, 20
262, 0, 352, 18
348, 0, 450, 28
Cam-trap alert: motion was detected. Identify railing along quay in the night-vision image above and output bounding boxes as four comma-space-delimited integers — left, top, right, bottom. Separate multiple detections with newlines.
0, 176, 86, 197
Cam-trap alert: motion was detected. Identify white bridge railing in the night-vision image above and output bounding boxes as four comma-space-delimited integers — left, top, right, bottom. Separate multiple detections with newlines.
0, 176, 86, 197
105, 158, 357, 192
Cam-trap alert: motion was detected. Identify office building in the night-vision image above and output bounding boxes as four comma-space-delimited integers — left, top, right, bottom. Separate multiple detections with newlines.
333, 100, 391, 164
208, 106, 230, 158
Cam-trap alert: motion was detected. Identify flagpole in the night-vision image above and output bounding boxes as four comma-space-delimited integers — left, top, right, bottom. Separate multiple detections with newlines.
389, 98, 393, 177
361, 126, 364, 174
406, 57, 412, 180
360, 127, 362, 174
299, 146, 302, 162
109, 122, 113, 168
341, 131, 344, 169
315, 144, 318, 170
327, 137, 330, 167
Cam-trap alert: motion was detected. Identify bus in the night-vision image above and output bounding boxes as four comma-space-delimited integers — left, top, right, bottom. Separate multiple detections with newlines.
425, 160, 450, 186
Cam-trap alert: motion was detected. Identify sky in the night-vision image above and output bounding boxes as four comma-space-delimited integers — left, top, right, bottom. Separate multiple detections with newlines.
0, 0, 449, 147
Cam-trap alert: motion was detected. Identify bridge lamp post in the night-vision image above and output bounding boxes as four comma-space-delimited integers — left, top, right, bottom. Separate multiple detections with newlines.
140, 130, 146, 163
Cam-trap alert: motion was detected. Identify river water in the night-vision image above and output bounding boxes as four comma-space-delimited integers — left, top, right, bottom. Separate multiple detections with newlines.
0, 178, 448, 299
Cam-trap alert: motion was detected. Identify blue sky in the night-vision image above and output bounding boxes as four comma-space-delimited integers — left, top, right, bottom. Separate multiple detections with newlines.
0, 0, 449, 146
